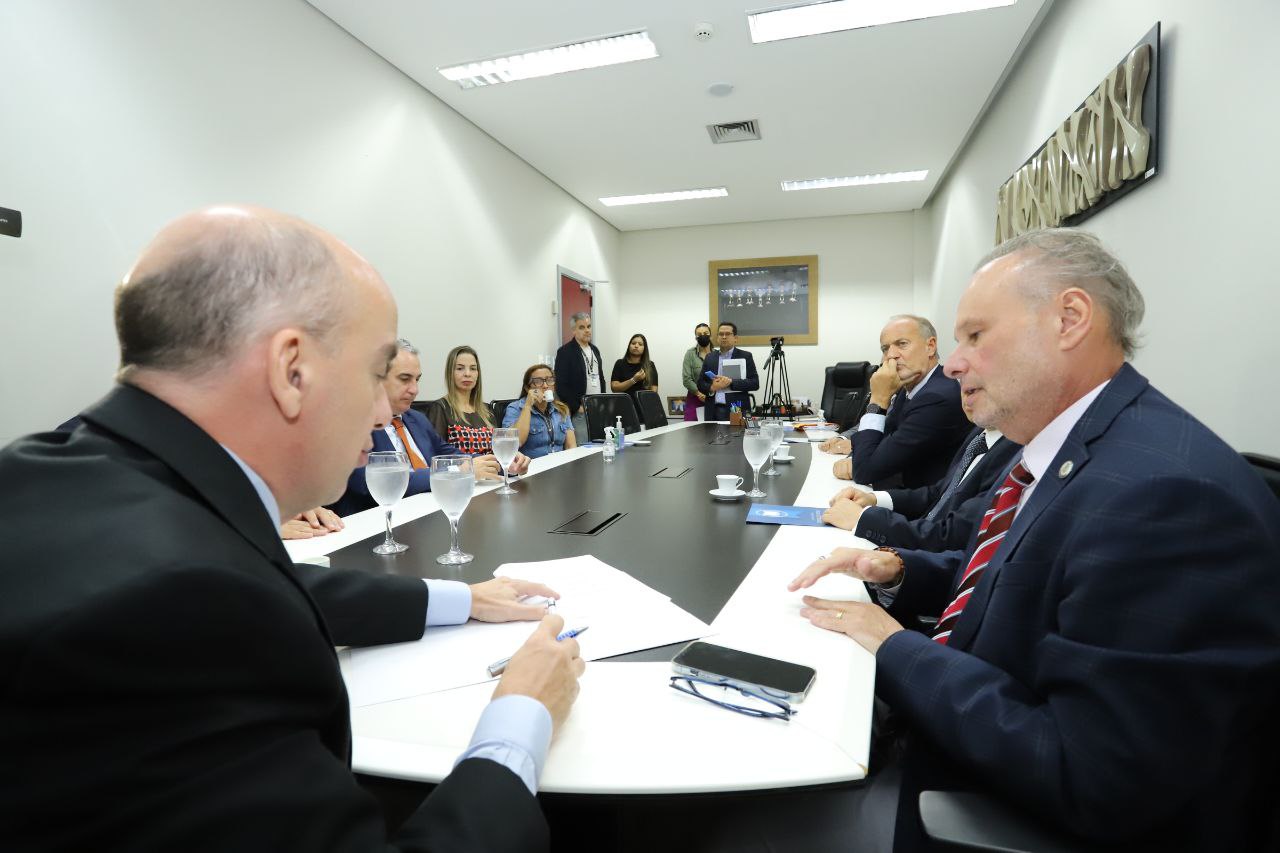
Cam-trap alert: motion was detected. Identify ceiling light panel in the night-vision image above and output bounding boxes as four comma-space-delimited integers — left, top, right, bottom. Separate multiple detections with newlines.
748, 0, 1017, 44
438, 30, 658, 89
781, 171, 928, 191
600, 188, 729, 207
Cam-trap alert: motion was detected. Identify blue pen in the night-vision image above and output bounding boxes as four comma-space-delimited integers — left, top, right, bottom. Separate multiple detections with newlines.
486, 626, 589, 677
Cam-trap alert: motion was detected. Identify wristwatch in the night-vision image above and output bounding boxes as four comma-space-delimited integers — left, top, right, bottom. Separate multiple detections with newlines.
865, 402, 888, 416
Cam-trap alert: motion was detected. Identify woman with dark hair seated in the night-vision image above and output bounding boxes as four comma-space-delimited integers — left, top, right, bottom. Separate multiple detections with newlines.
502, 364, 578, 458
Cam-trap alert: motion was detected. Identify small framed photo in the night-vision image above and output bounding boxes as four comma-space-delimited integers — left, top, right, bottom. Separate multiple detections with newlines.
667, 396, 685, 416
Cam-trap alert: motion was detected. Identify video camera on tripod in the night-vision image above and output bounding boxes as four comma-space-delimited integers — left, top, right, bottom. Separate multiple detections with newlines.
754, 336, 809, 418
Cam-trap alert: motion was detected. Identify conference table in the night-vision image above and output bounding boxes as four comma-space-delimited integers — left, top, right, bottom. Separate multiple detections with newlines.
285, 420, 880, 831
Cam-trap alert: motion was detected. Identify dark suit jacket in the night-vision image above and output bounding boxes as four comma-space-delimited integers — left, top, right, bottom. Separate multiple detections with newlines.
0, 385, 546, 852
874, 364, 1280, 851
696, 347, 760, 418
849, 365, 971, 489
331, 408, 459, 516
856, 431, 1021, 551
553, 339, 605, 416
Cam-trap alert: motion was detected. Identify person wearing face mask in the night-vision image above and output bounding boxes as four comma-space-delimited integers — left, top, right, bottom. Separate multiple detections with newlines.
681, 323, 714, 421
425, 345, 531, 476
501, 364, 578, 458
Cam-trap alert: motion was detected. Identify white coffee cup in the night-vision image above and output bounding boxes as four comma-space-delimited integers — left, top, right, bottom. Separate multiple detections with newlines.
715, 475, 744, 492
543, 390, 555, 403
774, 447, 793, 459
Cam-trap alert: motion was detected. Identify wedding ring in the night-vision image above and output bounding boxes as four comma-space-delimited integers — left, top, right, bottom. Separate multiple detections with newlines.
835, 611, 844, 620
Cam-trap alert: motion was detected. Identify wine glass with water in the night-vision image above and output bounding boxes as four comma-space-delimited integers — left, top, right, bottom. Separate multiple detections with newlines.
366, 450, 411, 555
762, 419, 785, 476
431, 454, 475, 565
492, 427, 519, 496
742, 426, 772, 498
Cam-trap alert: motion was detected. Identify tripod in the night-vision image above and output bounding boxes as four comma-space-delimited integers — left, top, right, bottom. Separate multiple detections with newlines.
756, 340, 794, 420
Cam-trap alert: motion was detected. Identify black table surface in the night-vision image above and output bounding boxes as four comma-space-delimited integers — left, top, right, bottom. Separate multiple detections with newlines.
330, 423, 811, 663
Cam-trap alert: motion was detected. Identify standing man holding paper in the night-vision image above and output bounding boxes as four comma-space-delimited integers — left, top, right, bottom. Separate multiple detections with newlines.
697, 321, 760, 421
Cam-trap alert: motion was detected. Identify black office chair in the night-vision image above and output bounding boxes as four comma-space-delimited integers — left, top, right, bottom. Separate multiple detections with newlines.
821, 361, 873, 431
584, 393, 641, 442
489, 398, 517, 428
918, 791, 1091, 852
409, 400, 433, 416
1243, 452, 1280, 501
635, 390, 668, 431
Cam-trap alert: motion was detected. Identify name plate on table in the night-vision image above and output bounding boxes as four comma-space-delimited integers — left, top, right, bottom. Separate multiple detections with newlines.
746, 504, 825, 527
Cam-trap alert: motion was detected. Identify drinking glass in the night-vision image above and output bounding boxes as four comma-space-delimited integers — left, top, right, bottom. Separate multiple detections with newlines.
491, 427, 519, 496
366, 450, 410, 555
432, 454, 475, 565
762, 419, 785, 476
742, 427, 772, 498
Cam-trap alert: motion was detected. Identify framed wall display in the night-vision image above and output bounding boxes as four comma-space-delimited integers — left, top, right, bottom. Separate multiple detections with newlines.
709, 255, 818, 346
667, 395, 685, 417
995, 23, 1161, 241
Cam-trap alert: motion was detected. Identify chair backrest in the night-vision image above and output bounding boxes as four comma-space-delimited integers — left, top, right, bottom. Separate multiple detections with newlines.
635, 390, 668, 431
489, 399, 517, 428
409, 400, 433, 416
584, 393, 642, 442
820, 361, 873, 419
1243, 452, 1280, 502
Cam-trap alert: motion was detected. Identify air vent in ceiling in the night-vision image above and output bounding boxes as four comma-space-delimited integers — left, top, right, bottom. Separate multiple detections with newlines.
707, 120, 761, 144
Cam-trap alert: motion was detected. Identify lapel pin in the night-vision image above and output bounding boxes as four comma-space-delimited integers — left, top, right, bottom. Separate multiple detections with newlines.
1058, 460, 1073, 479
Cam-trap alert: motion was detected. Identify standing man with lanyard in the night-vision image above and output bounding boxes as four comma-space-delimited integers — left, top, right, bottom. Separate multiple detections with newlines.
697, 321, 760, 421
553, 311, 605, 444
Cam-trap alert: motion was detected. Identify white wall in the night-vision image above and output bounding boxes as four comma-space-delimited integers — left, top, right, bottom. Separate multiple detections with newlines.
618, 213, 916, 410
0, 0, 620, 445
914, 0, 1280, 453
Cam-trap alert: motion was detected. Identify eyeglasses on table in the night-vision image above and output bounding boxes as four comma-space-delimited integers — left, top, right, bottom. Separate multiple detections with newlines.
668, 676, 795, 721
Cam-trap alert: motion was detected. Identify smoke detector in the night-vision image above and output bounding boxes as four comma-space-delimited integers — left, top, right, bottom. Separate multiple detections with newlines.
694, 22, 714, 41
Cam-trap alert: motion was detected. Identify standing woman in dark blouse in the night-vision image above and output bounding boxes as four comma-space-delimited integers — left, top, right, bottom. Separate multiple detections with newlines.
610, 333, 659, 407
424, 345, 524, 471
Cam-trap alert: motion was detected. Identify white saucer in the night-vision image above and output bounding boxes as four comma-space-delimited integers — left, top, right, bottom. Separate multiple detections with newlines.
773, 454, 795, 464
709, 488, 746, 501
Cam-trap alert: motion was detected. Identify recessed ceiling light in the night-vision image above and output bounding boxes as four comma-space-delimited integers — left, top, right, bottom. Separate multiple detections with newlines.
599, 188, 729, 207
748, 0, 1017, 44
781, 171, 928, 191
438, 30, 659, 89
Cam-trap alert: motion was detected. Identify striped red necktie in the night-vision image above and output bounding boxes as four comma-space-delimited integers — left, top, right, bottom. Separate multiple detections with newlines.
932, 460, 1034, 645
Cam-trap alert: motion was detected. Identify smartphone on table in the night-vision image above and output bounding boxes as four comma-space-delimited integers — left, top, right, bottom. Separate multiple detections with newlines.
671, 641, 816, 704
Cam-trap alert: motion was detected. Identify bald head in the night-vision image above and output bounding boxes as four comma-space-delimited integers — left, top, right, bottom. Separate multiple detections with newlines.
116, 205, 372, 380
113, 206, 400, 517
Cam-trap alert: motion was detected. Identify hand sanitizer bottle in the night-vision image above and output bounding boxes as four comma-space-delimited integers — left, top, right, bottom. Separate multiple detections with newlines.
602, 427, 616, 462
614, 416, 625, 450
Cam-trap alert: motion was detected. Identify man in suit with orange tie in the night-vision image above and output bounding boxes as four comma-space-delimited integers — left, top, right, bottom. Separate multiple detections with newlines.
330, 338, 527, 515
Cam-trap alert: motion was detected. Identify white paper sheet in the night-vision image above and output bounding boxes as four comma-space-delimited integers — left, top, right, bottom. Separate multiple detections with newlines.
339, 555, 713, 707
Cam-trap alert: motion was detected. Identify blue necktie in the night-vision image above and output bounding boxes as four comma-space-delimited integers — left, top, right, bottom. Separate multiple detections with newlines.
924, 431, 988, 522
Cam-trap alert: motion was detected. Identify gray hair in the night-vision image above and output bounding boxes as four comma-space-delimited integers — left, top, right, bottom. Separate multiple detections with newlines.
115, 217, 347, 378
569, 311, 591, 326
886, 314, 938, 342
977, 228, 1144, 358
396, 337, 419, 356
